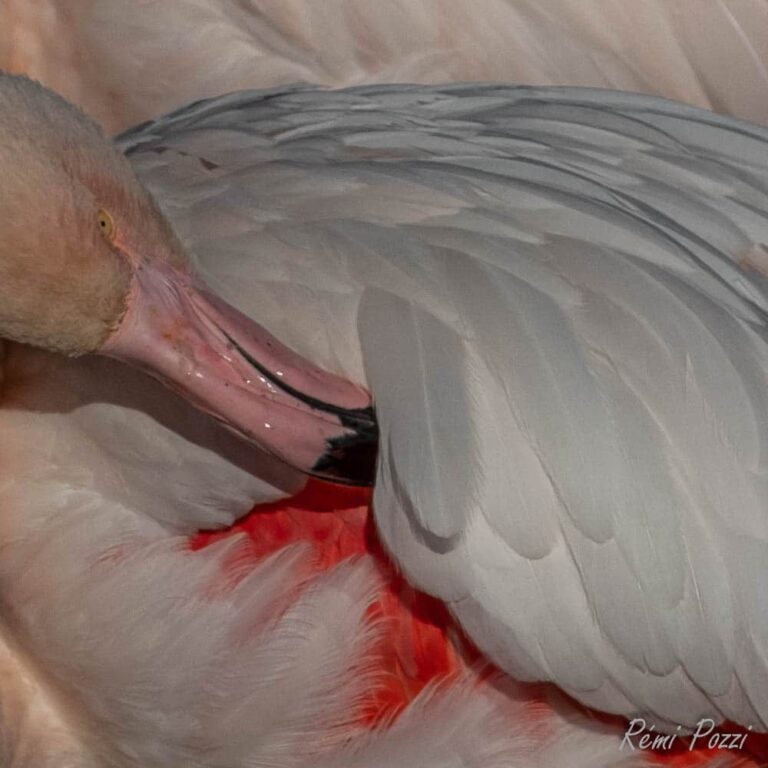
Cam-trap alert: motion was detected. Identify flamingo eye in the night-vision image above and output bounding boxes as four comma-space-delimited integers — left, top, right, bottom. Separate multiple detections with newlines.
97, 208, 116, 241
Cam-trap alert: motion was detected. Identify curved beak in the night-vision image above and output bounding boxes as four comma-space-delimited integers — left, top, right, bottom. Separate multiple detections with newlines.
101, 262, 377, 486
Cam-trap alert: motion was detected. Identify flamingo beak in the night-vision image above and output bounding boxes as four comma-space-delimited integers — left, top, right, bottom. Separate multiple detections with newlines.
101, 261, 378, 486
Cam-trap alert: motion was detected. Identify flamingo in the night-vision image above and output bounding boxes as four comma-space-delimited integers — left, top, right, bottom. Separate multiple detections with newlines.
2, 70, 768, 766
3, 0, 768, 133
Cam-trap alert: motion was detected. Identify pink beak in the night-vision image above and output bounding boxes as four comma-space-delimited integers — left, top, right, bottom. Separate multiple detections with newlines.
102, 261, 377, 485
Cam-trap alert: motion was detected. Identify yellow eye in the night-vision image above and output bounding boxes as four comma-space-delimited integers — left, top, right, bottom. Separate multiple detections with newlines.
97, 208, 116, 240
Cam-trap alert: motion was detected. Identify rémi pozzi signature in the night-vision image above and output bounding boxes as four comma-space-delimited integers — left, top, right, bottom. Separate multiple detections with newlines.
620, 718, 753, 752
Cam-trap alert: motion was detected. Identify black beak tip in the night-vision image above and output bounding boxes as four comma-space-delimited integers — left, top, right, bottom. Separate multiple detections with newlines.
311, 407, 379, 487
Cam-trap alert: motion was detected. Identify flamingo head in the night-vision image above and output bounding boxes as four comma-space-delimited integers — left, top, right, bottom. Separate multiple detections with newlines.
0, 74, 377, 486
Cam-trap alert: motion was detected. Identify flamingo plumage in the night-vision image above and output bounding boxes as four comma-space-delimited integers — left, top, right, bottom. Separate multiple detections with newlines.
2, 0, 768, 133
3, 3, 768, 766
120, 81, 768, 732
1, 71, 768, 765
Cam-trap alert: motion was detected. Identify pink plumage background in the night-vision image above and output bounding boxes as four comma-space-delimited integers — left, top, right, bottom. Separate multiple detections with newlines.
3, 2, 768, 766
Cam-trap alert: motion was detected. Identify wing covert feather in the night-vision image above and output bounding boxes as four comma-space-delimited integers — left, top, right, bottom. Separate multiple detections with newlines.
122, 84, 768, 729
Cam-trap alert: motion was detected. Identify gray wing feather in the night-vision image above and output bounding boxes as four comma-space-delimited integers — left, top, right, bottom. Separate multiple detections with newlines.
122, 83, 768, 729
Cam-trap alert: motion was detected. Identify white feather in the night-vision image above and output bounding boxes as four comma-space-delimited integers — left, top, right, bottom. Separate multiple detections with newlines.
4, 0, 768, 132
1, 81, 764, 764
118, 84, 768, 731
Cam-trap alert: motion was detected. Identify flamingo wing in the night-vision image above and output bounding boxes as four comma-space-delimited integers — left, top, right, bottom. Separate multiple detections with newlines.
0, 81, 706, 767
121, 84, 768, 730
